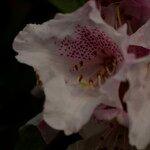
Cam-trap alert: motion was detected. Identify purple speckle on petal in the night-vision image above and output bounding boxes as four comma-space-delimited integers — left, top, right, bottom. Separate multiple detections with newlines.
56, 25, 123, 65
55, 25, 124, 85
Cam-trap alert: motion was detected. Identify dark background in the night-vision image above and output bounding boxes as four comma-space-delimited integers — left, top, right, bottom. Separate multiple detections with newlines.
0, 0, 57, 149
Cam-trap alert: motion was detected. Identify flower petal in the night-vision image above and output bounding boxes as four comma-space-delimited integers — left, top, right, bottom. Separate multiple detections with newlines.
13, 0, 126, 83
94, 77, 129, 127
43, 75, 101, 135
99, 78, 123, 109
115, 20, 150, 81
129, 19, 150, 49
124, 59, 150, 149
13, 0, 128, 135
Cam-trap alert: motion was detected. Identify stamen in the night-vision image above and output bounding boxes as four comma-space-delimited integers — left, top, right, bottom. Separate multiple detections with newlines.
35, 71, 43, 86
101, 59, 117, 85
79, 61, 83, 67
78, 75, 88, 87
127, 21, 133, 34
97, 74, 102, 85
74, 65, 78, 71
78, 74, 83, 82
146, 63, 150, 78
116, 5, 122, 26
80, 58, 118, 88
89, 79, 94, 85
112, 2, 120, 5
80, 80, 92, 87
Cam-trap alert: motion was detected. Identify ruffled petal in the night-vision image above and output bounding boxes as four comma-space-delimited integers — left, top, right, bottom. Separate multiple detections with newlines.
13, 0, 126, 83
13, 24, 56, 83
124, 59, 150, 149
115, 20, 150, 81
13, 0, 129, 135
43, 75, 101, 135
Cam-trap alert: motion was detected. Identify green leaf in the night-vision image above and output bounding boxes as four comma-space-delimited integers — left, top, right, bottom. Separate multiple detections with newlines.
48, 0, 86, 13
14, 125, 46, 150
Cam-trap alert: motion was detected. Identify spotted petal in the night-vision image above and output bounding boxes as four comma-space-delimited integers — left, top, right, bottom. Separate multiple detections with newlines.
13, 0, 128, 135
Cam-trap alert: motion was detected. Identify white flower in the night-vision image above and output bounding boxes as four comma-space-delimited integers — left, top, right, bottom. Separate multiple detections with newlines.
13, 0, 150, 149
125, 60, 150, 150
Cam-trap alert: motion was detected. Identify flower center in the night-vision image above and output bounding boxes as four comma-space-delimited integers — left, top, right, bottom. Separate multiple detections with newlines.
77, 56, 118, 87
57, 25, 124, 87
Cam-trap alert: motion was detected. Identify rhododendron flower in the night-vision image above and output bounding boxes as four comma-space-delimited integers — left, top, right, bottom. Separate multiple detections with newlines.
13, 0, 150, 149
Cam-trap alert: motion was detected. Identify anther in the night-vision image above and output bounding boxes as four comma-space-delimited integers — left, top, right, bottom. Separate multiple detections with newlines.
106, 67, 112, 75
74, 65, 78, 71
79, 61, 83, 67
78, 75, 83, 82
89, 79, 94, 85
